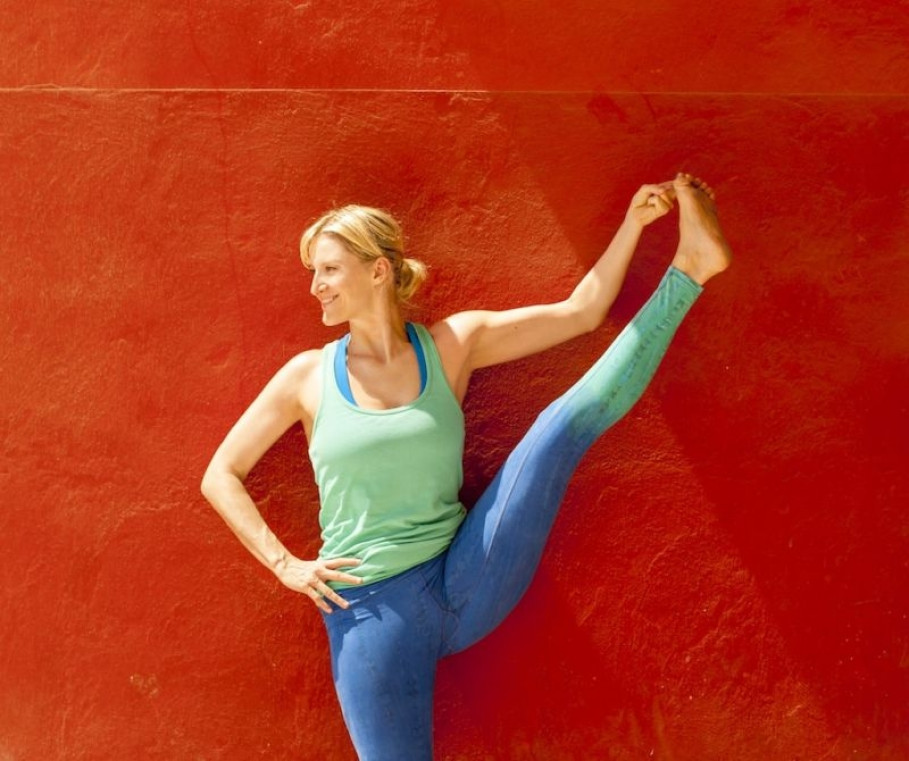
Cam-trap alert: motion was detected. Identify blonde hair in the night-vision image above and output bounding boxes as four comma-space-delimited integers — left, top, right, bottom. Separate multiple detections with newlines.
300, 205, 428, 305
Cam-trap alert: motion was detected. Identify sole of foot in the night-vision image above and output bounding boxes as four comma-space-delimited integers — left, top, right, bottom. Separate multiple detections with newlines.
671, 172, 733, 285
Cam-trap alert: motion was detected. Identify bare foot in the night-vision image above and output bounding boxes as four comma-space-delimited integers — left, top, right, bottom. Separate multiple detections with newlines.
670, 173, 732, 285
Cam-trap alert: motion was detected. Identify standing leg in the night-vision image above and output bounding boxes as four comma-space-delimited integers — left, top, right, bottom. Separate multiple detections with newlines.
323, 559, 446, 761
441, 267, 701, 653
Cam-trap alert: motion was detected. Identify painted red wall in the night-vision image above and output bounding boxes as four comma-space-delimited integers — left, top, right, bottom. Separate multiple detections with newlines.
2, 2, 908, 759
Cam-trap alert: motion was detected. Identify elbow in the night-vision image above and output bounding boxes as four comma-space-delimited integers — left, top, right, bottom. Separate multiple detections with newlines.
563, 293, 607, 336
579, 311, 604, 335
201, 460, 246, 504
200, 468, 218, 502
200, 464, 231, 503
567, 301, 605, 336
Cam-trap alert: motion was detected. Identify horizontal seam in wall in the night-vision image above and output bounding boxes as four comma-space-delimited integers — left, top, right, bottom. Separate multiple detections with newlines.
0, 85, 906, 98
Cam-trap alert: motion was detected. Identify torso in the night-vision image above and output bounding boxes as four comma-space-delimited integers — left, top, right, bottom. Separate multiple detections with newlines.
297, 319, 473, 440
346, 341, 423, 410
309, 324, 467, 587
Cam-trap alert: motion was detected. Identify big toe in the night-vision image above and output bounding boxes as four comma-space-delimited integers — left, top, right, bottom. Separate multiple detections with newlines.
673, 173, 698, 195
674, 172, 693, 186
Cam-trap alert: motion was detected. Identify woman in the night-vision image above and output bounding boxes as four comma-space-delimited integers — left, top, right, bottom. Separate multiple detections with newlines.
201, 173, 731, 759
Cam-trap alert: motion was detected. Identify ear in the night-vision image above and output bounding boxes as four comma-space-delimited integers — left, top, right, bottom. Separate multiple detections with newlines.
372, 256, 392, 286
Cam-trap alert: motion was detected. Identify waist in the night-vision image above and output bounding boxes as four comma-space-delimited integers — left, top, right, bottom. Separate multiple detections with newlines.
320, 503, 465, 589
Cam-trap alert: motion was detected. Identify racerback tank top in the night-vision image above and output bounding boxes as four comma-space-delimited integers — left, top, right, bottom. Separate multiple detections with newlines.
309, 323, 466, 588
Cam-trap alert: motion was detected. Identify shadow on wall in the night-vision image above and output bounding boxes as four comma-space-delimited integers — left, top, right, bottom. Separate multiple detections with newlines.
437, 570, 667, 759
425, 14, 909, 749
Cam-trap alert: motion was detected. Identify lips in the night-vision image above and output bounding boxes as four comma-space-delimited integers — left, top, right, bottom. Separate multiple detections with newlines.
319, 295, 337, 307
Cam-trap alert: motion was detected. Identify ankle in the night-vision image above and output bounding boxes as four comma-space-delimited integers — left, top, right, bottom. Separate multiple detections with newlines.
670, 252, 707, 285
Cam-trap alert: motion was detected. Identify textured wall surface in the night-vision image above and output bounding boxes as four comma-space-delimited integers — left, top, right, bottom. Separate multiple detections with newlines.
2, 2, 908, 759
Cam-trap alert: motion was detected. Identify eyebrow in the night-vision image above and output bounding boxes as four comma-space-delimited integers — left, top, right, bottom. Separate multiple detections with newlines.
312, 256, 343, 268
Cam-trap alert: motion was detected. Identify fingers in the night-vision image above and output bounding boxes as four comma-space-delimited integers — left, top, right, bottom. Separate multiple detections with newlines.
658, 180, 677, 201
639, 181, 675, 195
306, 581, 337, 614
637, 183, 665, 196
305, 575, 349, 613
647, 195, 673, 215
322, 557, 363, 571
644, 182, 676, 204
633, 184, 667, 205
321, 557, 364, 586
627, 182, 676, 227
305, 557, 363, 614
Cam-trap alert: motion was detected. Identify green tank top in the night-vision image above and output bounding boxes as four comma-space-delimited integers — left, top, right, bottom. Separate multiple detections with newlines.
309, 323, 466, 588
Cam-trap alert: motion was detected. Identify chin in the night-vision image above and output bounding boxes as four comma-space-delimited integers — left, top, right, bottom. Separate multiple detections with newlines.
321, 312, 345, 328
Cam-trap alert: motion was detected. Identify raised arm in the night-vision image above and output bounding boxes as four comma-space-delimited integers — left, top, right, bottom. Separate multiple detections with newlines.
200, 350, 362, 613
431, 183, 674, 398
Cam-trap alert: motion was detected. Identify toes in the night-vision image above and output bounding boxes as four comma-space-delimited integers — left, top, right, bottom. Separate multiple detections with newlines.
674, 172, 718, 201
673, 172, 693, 189
691, 176, 717, 200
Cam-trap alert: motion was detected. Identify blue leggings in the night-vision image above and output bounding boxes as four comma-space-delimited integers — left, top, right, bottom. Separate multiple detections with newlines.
321, 267, 702, 760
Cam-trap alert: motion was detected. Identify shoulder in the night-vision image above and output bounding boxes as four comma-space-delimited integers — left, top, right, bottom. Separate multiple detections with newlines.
428, 312, 484, 347
283, 347, 324, 376
284, 347, 324, 394
427, 314, 484, 402
428, 314, 473, 361
267, 348, 323, 389
429, 310, 501, 366
258, 349, 324, 412
266, 349, 325, 435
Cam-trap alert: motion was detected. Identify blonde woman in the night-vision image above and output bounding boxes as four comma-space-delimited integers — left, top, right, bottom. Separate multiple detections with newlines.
202, 173, 731, 759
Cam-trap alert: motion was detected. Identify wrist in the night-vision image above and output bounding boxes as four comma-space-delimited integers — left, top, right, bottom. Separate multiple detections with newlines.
270, 550, 289, 577
622, 212, 645, 233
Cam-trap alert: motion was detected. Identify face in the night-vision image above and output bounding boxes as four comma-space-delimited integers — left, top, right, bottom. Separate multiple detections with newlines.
309, 234, 381, 326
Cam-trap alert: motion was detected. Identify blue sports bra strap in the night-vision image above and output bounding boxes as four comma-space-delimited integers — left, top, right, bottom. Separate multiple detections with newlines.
406, 323, 428, 394
334, 333, 356, 404
334, 325, 427, 406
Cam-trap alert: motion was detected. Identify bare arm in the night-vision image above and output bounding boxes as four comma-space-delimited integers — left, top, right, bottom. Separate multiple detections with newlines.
200, 350, 361, 613
432, 183, 674, 395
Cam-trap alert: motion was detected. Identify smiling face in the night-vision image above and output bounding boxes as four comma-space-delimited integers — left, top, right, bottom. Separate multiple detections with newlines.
299, 205, 428, 308
309, 234, 386, 326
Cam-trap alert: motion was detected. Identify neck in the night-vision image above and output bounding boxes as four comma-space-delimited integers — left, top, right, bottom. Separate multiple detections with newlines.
346, 307, 409, 362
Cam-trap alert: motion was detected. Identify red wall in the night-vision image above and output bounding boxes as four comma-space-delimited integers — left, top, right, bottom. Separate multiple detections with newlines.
2, 2, 908, 759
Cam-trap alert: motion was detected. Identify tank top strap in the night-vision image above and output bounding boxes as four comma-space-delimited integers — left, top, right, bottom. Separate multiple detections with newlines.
406, 323, 428, 392
409, 323, 445, 385
333, 323, 428, 406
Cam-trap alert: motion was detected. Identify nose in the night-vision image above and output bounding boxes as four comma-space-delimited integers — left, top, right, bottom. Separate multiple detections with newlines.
310, 273, 324, 297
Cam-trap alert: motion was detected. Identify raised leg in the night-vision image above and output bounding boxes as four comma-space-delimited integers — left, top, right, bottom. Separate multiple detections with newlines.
440, 266, 703, 654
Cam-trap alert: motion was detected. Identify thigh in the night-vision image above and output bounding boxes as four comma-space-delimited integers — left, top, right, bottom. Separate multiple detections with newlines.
441, 397, 591, 654
322, 560, 446, 761
441, 267, 703, 654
